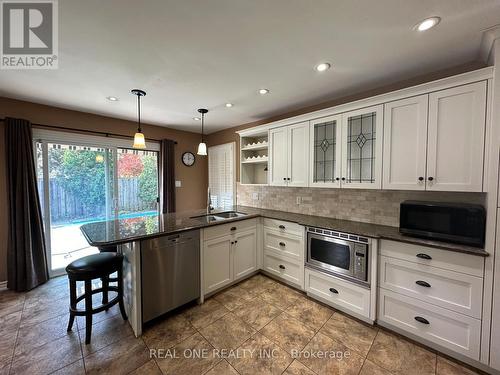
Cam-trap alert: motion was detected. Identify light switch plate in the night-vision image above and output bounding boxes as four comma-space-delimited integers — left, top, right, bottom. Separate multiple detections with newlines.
296, 196, 302, 205
252, 192, 259, 200
175, 180, 182, 187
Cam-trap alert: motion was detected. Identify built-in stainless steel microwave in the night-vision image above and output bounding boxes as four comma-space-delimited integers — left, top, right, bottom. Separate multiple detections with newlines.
306, 227, 371, 287
399, 201, 486, 247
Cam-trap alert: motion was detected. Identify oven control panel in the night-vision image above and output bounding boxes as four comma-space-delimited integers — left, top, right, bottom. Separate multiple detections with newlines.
353, 243, 368, 279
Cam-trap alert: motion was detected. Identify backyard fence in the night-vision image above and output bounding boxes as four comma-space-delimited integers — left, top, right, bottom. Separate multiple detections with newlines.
38, 178, 156, 223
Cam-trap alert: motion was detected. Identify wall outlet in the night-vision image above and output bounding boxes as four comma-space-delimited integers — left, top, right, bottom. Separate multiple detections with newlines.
296, 196, 302, 205
252, 192, 259, 201
175, 180, 182, 187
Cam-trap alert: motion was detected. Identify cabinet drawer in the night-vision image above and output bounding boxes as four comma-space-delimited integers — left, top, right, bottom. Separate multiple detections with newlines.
378, 288, 481, 360
263, 218, 304, 237
380, 240, 484, 277
305, 268, 370, 319
264, 229, 303, 260
379, 256, 483, 318
203, 218, 257, 241
263, 252, 303, 288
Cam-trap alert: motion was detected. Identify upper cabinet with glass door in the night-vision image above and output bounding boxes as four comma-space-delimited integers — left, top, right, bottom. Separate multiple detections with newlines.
341, 105, 384, 189
310, 115, 342, 188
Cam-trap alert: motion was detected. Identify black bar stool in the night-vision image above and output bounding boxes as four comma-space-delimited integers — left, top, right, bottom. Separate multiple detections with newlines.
66, 252, 127, 344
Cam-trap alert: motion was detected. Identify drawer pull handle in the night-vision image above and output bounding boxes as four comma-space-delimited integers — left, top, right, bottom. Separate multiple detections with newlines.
416, 280, 431, 288
329, 288, 339, 294
414, 316, 430, 325
279, 242, 286, 247
416, 253, 432, 260
230, 227, 237, 231
279, 264, 286, 270
279, 225, 286, 230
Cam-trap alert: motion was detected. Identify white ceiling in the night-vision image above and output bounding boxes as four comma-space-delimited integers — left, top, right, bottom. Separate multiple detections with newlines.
1, 0, 499, 134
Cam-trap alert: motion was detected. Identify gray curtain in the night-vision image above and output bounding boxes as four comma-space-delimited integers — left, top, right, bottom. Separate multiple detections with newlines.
161, 139, 176, 213
6, 118, 49, 291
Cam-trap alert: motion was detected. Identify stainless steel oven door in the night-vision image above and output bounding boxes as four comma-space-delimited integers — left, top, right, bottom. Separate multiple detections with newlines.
307, 233, 355, 278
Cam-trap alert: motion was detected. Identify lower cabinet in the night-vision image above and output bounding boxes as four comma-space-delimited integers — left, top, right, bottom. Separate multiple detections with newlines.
305, 268, 371, 322
377, 239, 484, 361
262, 219, 305, 289
233, 228, 258, 280
203, 235, 233, 294
203, 224, 257, 295
263, 252, 303, 287
378, 288, 481, 360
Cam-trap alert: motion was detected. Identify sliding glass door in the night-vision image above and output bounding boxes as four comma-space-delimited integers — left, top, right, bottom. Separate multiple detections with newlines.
35, 135, 159, 276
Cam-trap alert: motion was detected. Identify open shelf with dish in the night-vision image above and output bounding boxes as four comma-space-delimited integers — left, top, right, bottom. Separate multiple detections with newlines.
239, 129, 269, 185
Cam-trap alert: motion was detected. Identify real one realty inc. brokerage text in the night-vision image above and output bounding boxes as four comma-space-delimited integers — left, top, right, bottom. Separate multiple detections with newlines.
149, 348, 352, 360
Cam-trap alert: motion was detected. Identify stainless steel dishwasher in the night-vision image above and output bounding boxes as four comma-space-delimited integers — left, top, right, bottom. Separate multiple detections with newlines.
141, 230, 200, 323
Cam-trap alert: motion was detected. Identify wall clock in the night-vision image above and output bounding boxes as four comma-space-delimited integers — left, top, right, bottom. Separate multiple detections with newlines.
182, 152, 195, 166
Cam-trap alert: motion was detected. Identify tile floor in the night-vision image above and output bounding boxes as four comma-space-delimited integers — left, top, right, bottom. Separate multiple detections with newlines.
0, 273, 483, 375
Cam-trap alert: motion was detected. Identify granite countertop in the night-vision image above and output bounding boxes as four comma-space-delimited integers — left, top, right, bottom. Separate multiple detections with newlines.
80, 205, 488, 257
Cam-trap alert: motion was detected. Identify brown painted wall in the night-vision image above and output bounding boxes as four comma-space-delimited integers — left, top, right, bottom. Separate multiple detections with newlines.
207, 61, 486, 180
0, 97, 208, 281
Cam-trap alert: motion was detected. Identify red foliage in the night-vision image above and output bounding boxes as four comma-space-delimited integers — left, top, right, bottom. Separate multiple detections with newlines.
118, 154, 144, 177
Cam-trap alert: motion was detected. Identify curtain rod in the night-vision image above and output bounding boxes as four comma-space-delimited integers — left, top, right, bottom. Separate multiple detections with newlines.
0, 118, 178, 144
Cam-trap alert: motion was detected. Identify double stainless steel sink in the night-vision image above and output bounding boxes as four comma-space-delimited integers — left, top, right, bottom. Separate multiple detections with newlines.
190, 211, 248, 223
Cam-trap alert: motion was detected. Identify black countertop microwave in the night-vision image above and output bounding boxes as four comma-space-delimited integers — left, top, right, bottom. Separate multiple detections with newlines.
399, 201, 486, 248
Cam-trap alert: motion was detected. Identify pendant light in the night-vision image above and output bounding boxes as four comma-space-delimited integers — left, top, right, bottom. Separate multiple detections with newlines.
197, 108, 208, 156
131, 89, 147, 149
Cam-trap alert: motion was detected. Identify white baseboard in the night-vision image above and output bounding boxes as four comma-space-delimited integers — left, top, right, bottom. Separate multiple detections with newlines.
0, 281, 7, 291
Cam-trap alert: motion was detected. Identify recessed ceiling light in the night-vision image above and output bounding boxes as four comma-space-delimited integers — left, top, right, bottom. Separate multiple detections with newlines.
415, 16, 441, 31
225, 103, 233, 108
193, 117, 201, 121
315, 63, 331, 72
106, 96, 119, 101
259, 89, 269, 95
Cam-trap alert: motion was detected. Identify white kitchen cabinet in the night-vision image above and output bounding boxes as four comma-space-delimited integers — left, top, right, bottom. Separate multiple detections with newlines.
287, 122, 309, 187
233, 228, 257, 281
341, 105, 384, 189
309, 115, 342, 188
426, 81, 486, 192
305, 268, 371, 321
269, 127, 288, 186
269, 122, 309, 187
203, 235, 233, 294
383, 95, 428, 190
202, 220, 257, 295
378, 288, 481, 360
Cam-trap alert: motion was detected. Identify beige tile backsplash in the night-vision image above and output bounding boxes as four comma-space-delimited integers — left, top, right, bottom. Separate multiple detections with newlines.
237, 184, 486, 227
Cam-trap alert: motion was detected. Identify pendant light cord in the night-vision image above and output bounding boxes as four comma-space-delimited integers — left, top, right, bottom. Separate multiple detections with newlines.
201, 111, 204, 142
137, 94, 142, 133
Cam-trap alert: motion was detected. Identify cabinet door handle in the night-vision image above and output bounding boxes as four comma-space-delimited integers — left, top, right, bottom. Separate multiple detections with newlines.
416, 253, 432, 260
329, 288, 339, 294
231, 241, 234, 245
428, 177, 434, 181
279, 225, 285, 230
279, 242, 286, 247
414, 316, 430, 325
230, 227, 237, 231
335, 177, 340, 181
416, 280, 431, 288
283, 177, 286, 181
287, 177, 291, 181
341, 177, 346, 181
234, 240, 238, 244
279, 264, 286, 270
418, 176, 424, 181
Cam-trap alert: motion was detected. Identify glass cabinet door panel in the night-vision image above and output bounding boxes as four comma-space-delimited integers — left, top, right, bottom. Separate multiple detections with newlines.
313, 119, 337, 183
346, 112, 376, 183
